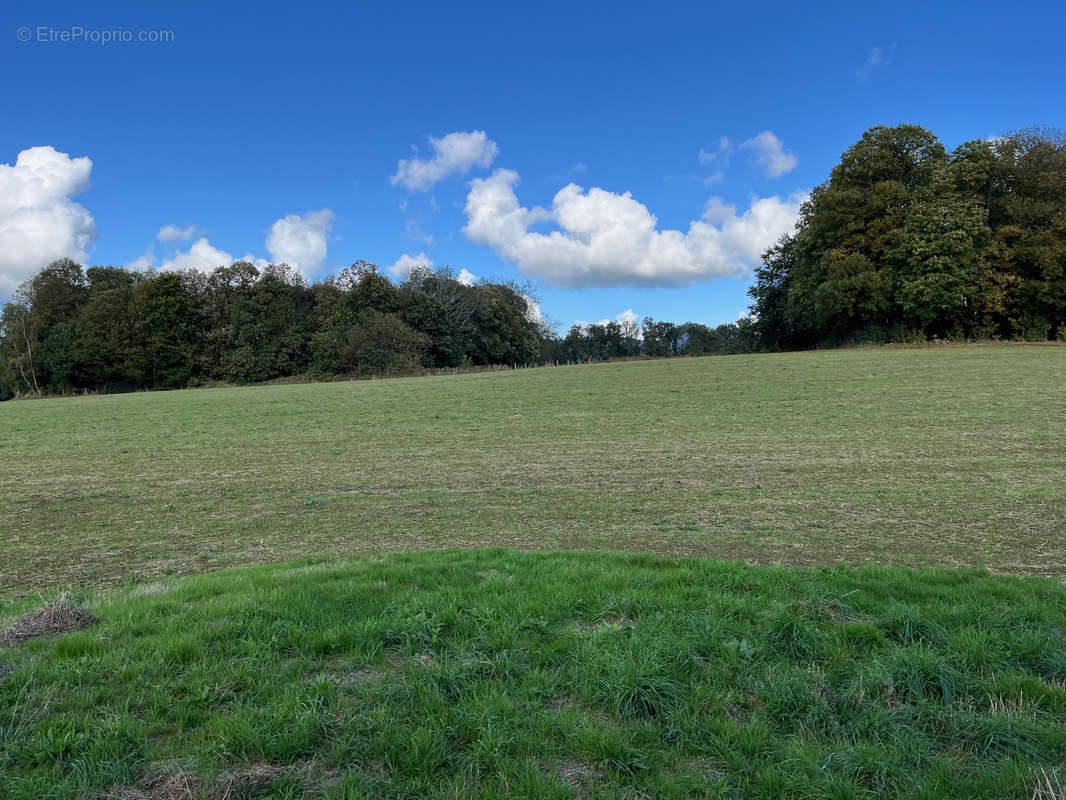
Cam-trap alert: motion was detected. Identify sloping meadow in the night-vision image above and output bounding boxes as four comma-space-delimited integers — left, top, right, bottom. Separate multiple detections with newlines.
1, 549, 1064, 798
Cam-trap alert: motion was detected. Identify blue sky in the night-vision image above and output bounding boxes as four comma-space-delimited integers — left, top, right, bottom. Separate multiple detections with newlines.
2, 0, 1064, 330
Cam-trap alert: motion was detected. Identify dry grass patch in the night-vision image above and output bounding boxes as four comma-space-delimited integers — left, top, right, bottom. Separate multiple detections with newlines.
218, 763, 287, 797
544, 758, 600, 796
0, 600, 97, 647
1032, 768, 1066, 800
129, 582, 172, 598
305, 667, 383, 686
105, 768, 199, 800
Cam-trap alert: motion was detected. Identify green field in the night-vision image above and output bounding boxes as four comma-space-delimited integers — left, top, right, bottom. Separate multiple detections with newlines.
2, 344, 1066, 798
1, 550, 1065, 798
1, 344, 1064, 595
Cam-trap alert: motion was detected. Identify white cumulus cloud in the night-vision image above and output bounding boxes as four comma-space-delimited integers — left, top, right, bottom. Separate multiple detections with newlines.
387, 251, 434, 278
456, 268, 477, 286
160, 237, 237, 271
576, 309, 642, 338
614, 308, 641, 335
266, 209, 334, 277
156, 224, 198, 243
0, 145, 97, 295
391, 130, 498, 192
521, 294, 544, 325
464, 169, 805, 288
740, 131, 798, 178
125, 250, 156, 271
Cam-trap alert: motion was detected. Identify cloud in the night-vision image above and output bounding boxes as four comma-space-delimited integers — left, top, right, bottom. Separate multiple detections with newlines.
456, 268, 477, 286
156, 224, 197, 243
698, 137, 732, 165
145, 235, 267, 272
0, 145, 97, 295
857, 46, 892, 80
147, 211, 329, 276
740, 131, 797, 178
160, 237, 237, 271
464, 169, 805, 288
521, 294, 543, 325
391, 130, 498, 192
547, 162, 589, 183
615, 308, 640, 335
266, 209, 334, 277
698, 137, 733, 185
125, 250, 155, 271
577, 308, 642, 337
387, 251, 433, 278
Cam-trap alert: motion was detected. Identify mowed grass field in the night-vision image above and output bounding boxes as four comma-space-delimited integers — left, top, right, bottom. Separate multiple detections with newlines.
1, 343, 1065, 596
2, 344, 1066, 798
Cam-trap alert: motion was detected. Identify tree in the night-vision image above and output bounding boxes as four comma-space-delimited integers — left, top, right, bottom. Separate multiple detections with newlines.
336, 310, 429, 374
987, 128, 1066, 339
130, 272, 203, 388
642, 317, 681, 357
746, 123, 1049, 346
0, 299, 40, 395
748, 235, 799, 349
73, 280, 140, 391
886, 194, 988, 338
219, 266, 315, 382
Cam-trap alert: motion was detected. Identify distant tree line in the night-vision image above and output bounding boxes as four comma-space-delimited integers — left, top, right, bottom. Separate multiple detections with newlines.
0, 260, 546, 398
749, 125, 1066, 347
3, 123, 1064, 399
0, 254, 756, 398
555, 317, 758, 362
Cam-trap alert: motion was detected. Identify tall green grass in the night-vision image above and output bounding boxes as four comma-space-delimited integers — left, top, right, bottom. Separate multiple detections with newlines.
2, 549, 1064, 798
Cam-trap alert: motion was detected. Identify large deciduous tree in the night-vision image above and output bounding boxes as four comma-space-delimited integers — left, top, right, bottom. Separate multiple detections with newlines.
749, 124, 1066, 346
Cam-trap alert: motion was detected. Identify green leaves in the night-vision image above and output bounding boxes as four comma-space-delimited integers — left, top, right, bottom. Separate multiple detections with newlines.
750, 124, 1066, 346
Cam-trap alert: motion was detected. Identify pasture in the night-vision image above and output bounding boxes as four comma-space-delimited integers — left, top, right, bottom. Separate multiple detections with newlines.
1, 344, 1065, 798
1, 343, 1064, 595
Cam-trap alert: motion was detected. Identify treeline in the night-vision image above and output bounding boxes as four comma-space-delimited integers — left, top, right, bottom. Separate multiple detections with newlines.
4, 123, 1064, 399
0, 253, 757, 399
0, 260, 547, 398
556, 317, 758, 362
750, 125, 1066, 347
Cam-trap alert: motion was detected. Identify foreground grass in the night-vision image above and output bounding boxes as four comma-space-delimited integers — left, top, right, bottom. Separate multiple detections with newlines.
1, 344, 1064, 595
1, 549, 1065, 798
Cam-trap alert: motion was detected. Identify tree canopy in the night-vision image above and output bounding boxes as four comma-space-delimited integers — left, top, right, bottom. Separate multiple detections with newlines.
0, 262, 548, 396
749, 125, 1066, 347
